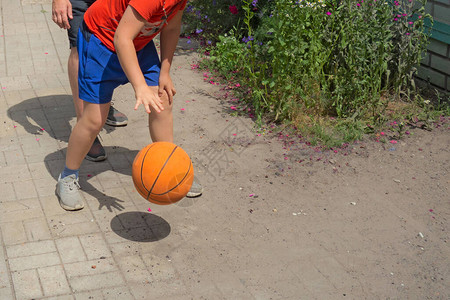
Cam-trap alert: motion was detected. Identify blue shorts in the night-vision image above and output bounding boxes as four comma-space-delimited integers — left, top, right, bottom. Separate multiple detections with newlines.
77, 23, 161, 104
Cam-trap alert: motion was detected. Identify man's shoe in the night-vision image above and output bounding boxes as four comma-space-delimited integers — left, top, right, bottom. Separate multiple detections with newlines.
85, 137, 107, 162
186, 178, 203, 198
56, 174, 84, 211
106, 105, 128, 126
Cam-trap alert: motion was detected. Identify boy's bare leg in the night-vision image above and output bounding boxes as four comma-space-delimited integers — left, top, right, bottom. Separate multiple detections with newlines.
65, 102, 110, 170
68, 47, 83, 120
148, 87, 173, 143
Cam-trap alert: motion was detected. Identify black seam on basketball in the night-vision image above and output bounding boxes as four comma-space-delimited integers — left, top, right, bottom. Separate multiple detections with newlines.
146, 145, 178, 200
140, 143, 156, 194
151, 161, 192, 196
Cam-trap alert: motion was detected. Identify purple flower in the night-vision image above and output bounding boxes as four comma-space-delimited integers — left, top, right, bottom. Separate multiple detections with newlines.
195, 29, 203, 34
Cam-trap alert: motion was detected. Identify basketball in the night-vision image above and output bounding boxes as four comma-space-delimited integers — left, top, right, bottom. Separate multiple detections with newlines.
132, 142, 194, 205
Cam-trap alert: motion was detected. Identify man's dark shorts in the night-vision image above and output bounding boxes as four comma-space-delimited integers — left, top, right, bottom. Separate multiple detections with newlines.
68, 0, 96, 48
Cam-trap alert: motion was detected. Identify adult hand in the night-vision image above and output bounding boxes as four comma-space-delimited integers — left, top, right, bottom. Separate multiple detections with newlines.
134, 85, 165, 114
158, 73, 176, 105
52, 0, 73, 29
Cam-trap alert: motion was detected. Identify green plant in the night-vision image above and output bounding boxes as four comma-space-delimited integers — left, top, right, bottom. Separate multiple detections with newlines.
186, 0, 438, 148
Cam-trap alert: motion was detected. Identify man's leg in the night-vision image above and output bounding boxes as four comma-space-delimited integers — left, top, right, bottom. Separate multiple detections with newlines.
68, 47, 83, 120
68, 45, 106, 161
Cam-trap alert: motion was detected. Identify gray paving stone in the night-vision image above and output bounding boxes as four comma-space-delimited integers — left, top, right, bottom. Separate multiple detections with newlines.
55, 236, 87, 264
40, 195, 67, 216
34, 177, 61, 199
11, 269, 43, 300
23, 217, 52, 241
68, 271, 125, 292
0, 287, 13, 299
6, 240, 55, 258
47, 211, 100, 238
0, 231, 12, 290
0, 182, 16, 201
79, 233, 111, 260
13, 180, 38, 199
42, 295, 75, 300
9, 252, 60, 271
1, 221, 27, 245
3, 148, 26, 165
38, 265, 71, 296
64, 257, 118, 278
0, 76, 32, 91
28, 161, 53, 180
0, 198, 44, 223
0, 164, 32, 183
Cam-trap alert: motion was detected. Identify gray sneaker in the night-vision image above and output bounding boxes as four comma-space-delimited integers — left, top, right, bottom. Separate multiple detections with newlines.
105, 105, 128, 126
186, 178, 203, 198
56, 174, 85, 211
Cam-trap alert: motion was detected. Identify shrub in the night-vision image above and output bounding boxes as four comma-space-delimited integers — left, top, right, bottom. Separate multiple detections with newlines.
185, 0, 434, 142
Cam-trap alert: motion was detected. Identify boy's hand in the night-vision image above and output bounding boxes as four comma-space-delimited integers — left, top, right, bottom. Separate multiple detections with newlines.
52, 0, 73, 29
134, 85, 165, 114
158, 73, 176, 104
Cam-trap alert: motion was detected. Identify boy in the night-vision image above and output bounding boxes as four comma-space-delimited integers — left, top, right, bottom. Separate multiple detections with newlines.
56, 0, 202, 210
52, 0, 129, 162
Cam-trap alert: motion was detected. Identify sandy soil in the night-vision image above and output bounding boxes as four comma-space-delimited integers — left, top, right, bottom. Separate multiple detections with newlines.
105, 38, 450, 299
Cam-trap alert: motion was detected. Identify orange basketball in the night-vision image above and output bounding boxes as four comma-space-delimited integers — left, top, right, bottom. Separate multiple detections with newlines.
132, 142, 194, 205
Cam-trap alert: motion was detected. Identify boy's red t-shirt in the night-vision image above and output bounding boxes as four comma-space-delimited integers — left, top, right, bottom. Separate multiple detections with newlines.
84, 0, 187, 52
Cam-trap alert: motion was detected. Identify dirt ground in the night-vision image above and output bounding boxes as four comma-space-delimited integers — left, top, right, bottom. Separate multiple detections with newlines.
103, 38, 450, 299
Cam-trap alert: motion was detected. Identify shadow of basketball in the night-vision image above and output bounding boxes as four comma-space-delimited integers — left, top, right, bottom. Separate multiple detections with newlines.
110, 212, 171, 242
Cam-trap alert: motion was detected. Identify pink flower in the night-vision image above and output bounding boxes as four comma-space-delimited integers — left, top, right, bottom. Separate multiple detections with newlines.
390, 140, 398, 144
393, 18, 398, 21
356, 3, 361, 6
326, 12, 331, 15
380, 131, 385, 135
235, 83, 241, 87
408, 21, 413, 25
230, 106, 237, 110
406, 32, 410, 36
229, 5, 238, 15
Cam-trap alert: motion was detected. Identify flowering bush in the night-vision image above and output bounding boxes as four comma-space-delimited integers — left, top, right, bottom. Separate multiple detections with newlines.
185, 0, 432, 126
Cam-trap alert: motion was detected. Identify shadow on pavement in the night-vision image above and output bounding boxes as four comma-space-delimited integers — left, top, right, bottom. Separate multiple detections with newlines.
110, 212, 171, 242
6, 95, 119, 142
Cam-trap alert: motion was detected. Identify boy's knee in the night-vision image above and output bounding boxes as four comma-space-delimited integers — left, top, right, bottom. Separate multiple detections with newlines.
159, 91, 173, 110
83, 115, 106, 133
